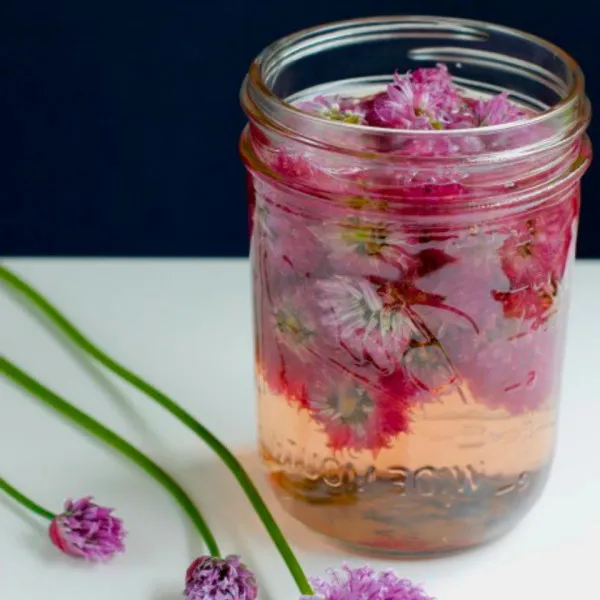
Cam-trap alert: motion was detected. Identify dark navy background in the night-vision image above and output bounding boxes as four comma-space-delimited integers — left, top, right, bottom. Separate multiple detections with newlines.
1, 2, 597, 257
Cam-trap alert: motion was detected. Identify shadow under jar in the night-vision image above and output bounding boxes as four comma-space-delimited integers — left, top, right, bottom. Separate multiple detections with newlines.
239, 16, 591, 556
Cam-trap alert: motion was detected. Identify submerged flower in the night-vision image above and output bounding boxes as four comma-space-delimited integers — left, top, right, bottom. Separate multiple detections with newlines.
48, 496, 125, 561
492, 281, 559, 328
273, 293, 318, 361
270, 149, 315, 180
317, 277, 420, 372
185, 555, 258, 600
301, 564, 434, 600
255, 287, 323, 409
495, 201, 576, 325
266, 148, 354, 194
307, 372, 411, 451
499, 212, 573, 288
461, 324, 559, 414
316, 216, 417, 278
402, 340, 460, 394
296, 94, 367, 124
317, 276, 461, 373
254, 194, 323, 281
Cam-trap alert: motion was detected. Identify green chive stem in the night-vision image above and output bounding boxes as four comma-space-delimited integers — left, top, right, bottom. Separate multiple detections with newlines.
0, 356, 220, 557
0, 265, 313, 596
0, 477, 55, 520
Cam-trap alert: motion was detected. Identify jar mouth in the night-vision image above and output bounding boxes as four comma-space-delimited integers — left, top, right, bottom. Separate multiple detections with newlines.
242, 15, 588, 144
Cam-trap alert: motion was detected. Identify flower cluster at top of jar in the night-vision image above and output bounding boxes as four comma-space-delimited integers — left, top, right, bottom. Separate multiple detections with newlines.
252, 65, 579, 454
296, 63, 525, 131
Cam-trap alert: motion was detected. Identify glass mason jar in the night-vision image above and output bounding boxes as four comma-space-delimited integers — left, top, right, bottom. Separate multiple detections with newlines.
239, 16, 591, 555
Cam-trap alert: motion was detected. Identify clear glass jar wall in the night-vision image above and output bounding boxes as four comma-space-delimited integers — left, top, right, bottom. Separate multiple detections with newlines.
240, 16, 591, 555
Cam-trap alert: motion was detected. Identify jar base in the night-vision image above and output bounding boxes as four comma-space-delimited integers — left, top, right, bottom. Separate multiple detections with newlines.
268, 465, 551, 557
320, 536, 490, 560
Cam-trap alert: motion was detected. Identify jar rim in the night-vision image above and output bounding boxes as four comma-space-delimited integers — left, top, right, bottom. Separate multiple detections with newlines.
243, 15, 587, 139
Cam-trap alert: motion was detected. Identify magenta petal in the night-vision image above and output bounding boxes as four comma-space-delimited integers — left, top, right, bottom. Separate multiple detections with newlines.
475, 92, 525, 126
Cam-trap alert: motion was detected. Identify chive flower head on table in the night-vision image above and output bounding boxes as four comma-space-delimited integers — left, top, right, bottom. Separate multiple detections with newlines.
185, 555, 258, 600
0, 475, 126, 563
48, 496, 126, 561
300, 565, 435, 600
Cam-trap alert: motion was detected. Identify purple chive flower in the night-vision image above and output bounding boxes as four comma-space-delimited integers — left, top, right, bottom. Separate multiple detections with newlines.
185, 555, 258, 600
366, 64, 462, 130
48, 496, 125, 561
301, 565, 434, 600
475, 92, 525, 126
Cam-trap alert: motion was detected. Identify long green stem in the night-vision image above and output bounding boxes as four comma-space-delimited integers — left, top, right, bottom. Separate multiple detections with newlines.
0, 477, 55, 520
0, 357, 220, 557
0, 265, 313, 596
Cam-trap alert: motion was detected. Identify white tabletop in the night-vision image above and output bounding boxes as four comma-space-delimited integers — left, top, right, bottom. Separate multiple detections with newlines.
1, 258, 598, 600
